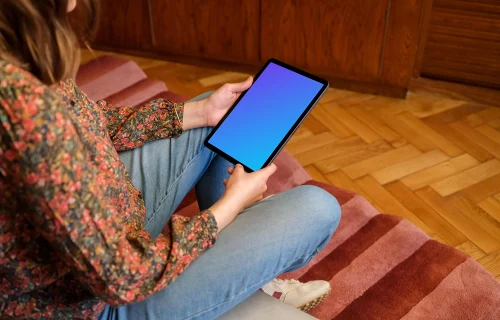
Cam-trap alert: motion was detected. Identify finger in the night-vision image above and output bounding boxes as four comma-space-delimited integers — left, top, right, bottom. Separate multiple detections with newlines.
256, 163, 277, 178
233, 164, 247, 176
227, 167, 234, 174
227, 76, 253, 93
223, 179, 227, 186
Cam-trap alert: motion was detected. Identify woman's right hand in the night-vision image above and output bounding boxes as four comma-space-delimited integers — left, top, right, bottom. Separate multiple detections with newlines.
210, 163, 277, 231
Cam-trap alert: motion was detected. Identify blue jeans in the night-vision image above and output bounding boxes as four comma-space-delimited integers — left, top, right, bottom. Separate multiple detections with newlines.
98, 93, 341, 320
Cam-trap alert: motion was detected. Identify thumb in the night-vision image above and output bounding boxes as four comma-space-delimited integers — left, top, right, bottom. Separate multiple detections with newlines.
228, 76, 253, 93
256, 163, 277, 178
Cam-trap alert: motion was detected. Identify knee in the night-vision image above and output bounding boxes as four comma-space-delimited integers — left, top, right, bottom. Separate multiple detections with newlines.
292, 185, 341, 232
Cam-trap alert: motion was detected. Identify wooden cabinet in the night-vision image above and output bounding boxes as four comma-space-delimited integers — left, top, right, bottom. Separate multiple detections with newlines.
261, 0, 425, 95
92, 0, 430, 97
93, 0, 153, 49
149, 0, 260, 63
261, 0, 389, 82
420, 0, 500, 89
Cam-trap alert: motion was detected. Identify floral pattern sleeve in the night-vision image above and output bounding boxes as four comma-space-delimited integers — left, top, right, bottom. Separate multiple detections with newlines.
98, 99, 185, 151
0, 63, 218, 318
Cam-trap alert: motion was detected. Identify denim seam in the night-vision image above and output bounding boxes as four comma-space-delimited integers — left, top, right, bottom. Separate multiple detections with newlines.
145, 146, 208, 228
181, 251, 318, 320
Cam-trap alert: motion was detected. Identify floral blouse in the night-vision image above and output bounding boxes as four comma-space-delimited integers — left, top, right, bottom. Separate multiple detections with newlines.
0, 61, 218, 319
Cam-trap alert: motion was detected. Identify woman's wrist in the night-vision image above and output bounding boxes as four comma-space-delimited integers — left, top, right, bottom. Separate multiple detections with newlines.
181, 100, 208, 130
209, 194, 241, 231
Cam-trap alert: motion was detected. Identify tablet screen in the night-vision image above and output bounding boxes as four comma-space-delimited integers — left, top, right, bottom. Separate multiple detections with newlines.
206, 62, 325, 171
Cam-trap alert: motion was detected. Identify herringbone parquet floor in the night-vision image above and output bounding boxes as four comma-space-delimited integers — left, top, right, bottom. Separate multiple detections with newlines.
81, 50, 500, 281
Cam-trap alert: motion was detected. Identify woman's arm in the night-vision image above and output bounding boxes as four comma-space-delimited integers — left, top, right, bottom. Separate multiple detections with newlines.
97, 98, 206, 152
88, 76, 253, 152
0, 74, 218, 305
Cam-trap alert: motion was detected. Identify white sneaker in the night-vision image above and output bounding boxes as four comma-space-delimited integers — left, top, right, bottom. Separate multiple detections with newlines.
261, 278, 331, 312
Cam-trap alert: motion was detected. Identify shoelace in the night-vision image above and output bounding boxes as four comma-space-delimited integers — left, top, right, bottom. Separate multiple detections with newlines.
273, 278, 300, 285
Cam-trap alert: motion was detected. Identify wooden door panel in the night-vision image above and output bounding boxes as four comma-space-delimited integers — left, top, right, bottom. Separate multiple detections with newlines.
150, 0, 260, 63
421, 0, 500, 88
93, 0, 152, 49
380, 0, 425, 87
261, 0, 390, 81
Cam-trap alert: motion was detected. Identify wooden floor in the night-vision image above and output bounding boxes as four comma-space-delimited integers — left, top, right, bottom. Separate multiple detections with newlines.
81, 50, 500, 281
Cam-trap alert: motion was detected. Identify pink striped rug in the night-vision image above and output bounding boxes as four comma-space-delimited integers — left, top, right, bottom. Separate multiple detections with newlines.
279, 181, 500, 320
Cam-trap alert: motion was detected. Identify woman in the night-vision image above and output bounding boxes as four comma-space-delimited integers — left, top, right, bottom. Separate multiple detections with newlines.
0, 0, 341, 319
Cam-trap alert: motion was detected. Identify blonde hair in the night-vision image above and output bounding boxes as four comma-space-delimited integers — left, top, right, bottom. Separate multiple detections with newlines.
0, 0, 99, 85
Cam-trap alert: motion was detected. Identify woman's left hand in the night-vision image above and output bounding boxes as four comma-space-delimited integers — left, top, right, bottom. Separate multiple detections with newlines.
203, 77, 253, 127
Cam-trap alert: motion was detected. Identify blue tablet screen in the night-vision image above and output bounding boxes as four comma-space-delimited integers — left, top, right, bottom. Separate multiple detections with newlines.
207, 62, 324, 171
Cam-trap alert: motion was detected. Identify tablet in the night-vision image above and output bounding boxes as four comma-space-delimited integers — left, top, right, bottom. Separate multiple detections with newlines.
204, 59, 328, 172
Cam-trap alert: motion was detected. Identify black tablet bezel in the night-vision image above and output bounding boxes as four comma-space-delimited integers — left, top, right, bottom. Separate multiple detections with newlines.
204, 58, 329, 172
